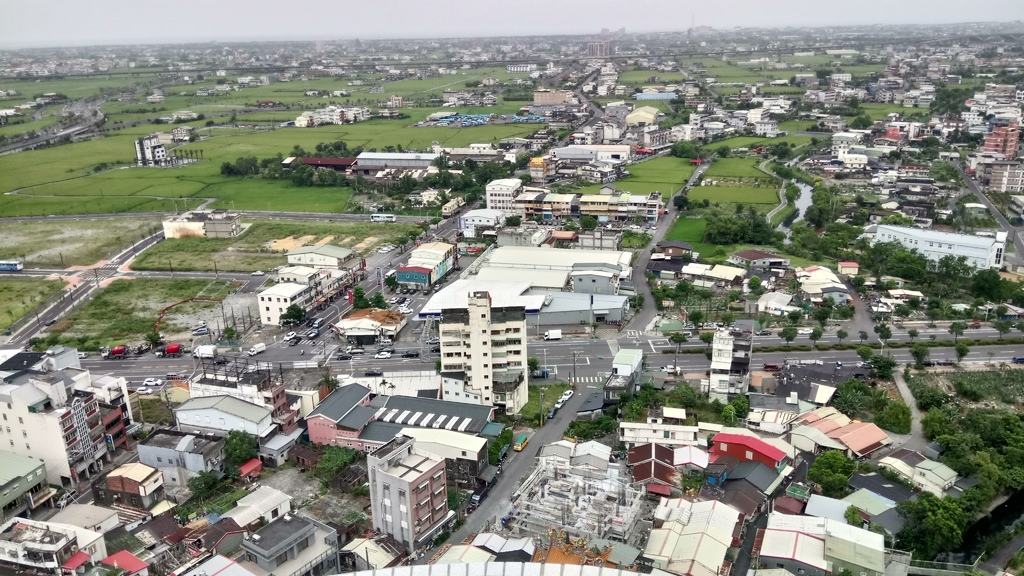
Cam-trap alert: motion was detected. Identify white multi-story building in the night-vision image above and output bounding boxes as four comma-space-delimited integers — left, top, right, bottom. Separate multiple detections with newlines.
258, 282, 311, 326
458, 209, 506, 238
0, 365, 128, 486
439, 292, 529, 414
874, 224, 1006, 269
754, 120, 779, 137
619, 407, 698, 448
134, 134, 168, 166
0, 517, 107, 573
367, 436, 450, 553
706, 328, 753, 402
485, 178, 524, 216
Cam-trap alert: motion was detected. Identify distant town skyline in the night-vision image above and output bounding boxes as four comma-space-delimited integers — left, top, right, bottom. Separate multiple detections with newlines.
2, 0, 1024, 49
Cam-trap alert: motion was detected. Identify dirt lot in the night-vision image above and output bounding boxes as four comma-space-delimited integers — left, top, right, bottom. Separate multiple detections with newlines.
260, 466, 371, 527
0, 218, 162, 266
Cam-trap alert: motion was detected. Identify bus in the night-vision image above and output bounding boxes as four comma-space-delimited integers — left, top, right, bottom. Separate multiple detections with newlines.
0, 260, 24, 272
370, 213, 397, 223
513, 434, 529, 452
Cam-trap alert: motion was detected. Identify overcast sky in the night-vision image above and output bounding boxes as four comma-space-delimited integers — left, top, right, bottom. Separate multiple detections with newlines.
2, 0, 1024, 49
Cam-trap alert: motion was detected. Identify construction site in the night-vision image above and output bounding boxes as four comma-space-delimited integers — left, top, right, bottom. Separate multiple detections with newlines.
507, 441, 645, 548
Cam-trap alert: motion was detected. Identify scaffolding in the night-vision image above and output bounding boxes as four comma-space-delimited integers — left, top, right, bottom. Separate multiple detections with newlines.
420, 315, 436, 361
509, 448, 644, 545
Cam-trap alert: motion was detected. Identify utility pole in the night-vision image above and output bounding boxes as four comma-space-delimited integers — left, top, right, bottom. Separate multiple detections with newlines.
572, 351, 581, 390
539, 389, 544, 426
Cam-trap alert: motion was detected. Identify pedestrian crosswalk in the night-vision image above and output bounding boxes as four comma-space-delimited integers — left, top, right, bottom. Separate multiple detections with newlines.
625, 330, 642, 339
570, 376, 604, 384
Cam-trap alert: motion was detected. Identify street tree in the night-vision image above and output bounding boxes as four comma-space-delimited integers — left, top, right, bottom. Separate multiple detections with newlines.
910, 343, 930, 368
813, 306, 832, 327
721, 312, 735, 327
280, 304, 306, 326
856, 345, 875, 362
384, 275, 399, 291
810, 327, 823, 348
352, 286, 370, 309
688, 310, 705, 327
144, 332, 161, 349
527, 357, 540, 374
993, 320, 1012, 340
787, 309, 803, 324
836, 329, 848, 344
370, 291, 388, 309
908, 328, 919, 343
700, 332, 715, 348
874, 324, 892, 345
949, 321, 966, 342
858, 330, 869, 344
869, 354, 898, 378
669, 332, 689, 367
579, 215, 598, 230
954, 341, 970, 364
780, 326, 797, 346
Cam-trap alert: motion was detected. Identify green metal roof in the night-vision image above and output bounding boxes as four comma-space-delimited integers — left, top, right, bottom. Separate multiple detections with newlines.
0, 451, 44, 486
613, 348, 643, 366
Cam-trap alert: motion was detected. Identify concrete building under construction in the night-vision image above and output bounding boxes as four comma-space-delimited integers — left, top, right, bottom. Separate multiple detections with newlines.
508, 440, 645, 547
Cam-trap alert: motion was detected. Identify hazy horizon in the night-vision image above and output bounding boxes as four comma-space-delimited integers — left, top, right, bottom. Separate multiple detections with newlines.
2, 0, 1024, 50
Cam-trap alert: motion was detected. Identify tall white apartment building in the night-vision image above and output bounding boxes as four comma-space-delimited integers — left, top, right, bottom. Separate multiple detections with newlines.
439, 292, 529, 414
134, 134, 168, 166
0, 368, 127, 486
874, 224, 1006, 269
485, 178, 524, 216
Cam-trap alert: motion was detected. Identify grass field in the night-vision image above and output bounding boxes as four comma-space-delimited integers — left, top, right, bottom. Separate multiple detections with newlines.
0, 113, 537, 216
0, 279, 68, 330
0, 106, 64, 139
706, 137, 765, 149
688, 186, 778, 204
704, 158, 767, 178
0, 218, 162, 266
576, 157, 695, 196
61, 278, 234, 343
665, 218, 707, 244
522, 383, 572, 423
131, 219, 423, 272
618, 70, 686, 85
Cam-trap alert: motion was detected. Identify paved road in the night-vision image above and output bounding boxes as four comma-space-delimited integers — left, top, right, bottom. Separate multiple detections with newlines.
957, 163, 1024, 266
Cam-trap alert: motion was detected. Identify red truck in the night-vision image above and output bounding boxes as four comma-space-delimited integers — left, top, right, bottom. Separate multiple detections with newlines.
103, 345, 128, 360
156, 343, 183, 358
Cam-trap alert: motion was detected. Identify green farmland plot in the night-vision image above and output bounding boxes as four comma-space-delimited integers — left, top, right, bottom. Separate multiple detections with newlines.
704, 158, 767, 179
665, 218, 707, 244
688, 186, 778, 204
576, 157, 695, 195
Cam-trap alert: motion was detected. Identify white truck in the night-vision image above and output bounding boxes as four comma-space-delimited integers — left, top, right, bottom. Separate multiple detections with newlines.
543, 330, 562, 341
193, 344, 218, 359
247, 343, 267, 356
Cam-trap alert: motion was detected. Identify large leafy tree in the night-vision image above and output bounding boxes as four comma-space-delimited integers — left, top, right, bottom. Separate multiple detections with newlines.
224, 430, 257, 466
896, 492, 969, 559
808, 450, 856, 497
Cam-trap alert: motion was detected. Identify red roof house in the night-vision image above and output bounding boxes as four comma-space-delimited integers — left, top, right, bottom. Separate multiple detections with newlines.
102, 550, 149, 576
238, 458, 263, 480
709, 433, 787, 472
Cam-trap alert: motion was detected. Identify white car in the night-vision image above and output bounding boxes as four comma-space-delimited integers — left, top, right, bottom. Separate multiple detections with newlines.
661, 365, 677, 373
285, 331, 298, 340
560, 390, 574, 401
398, 307, 414, 315
136, 387, 152, 395
797, 328, 814, 335
251, 270, 265, 276
142, 378, 163, 387
389, 297, 400, 304
374, 351, 392, 359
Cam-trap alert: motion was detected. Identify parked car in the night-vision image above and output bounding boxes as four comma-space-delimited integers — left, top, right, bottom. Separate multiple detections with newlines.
547, 406, 558, 420
192, 327, 209, 336
398, 307, 414, 315
364, 369, 383, 376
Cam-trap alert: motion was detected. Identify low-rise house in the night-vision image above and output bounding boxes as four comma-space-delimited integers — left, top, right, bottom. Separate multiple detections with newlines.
645, 498, 742, 576
619, 407, 698, 449
92, 462, 165, 513
837, 261, 860, 275
137, 429, 225, 487
655, 241, 694, 258
49, 503, 120, 535
728, 249, 790, 269
795, 266, 850, 305
0, 517, 107, 573
221, 485, 292, 529
0, 451, 50, 521
240, 514, 340, 576
879, 448, 958, 495
709, 432, 788, 472
753, 513, 886, 576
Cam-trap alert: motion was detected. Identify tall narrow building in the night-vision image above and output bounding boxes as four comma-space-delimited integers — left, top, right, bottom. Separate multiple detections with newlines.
984, 118, 1020, 158
439, 292, 529, 414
